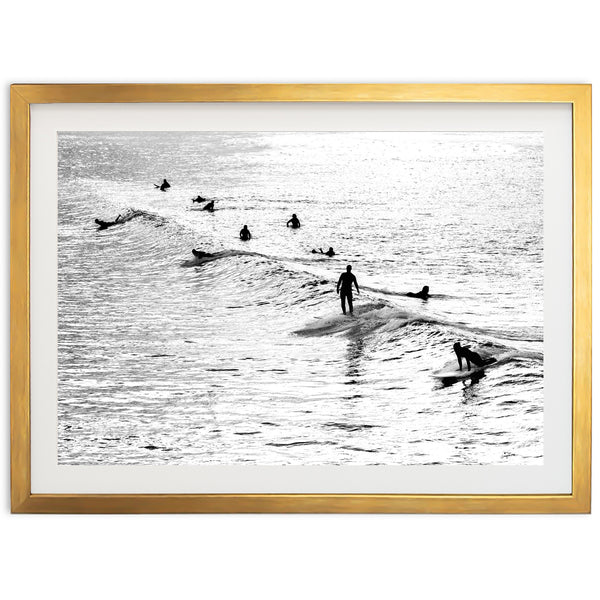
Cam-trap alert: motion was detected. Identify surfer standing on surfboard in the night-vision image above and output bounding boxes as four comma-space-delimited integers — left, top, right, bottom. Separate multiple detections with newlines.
453, 342, 496, 371
336, 265, 360, 315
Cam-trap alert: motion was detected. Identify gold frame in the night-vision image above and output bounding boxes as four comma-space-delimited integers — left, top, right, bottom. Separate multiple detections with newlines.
10, 84, 591, 513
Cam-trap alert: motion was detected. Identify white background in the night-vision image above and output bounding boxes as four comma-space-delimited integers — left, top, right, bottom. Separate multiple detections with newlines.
1, 1, 596, 598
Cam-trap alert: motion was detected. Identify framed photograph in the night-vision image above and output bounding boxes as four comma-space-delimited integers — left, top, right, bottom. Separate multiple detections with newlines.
10, 84, 591, 513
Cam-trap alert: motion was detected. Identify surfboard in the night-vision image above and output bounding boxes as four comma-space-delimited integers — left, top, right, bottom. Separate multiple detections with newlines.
432, 352, 511, 381
432, 362, 488, 381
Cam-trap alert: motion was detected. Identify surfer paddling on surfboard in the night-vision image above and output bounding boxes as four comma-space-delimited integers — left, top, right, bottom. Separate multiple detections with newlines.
407, 285, 430, 299
192, 249, 215, 259
94, 215, 122, 230
312, 247, 336, 257
336, 265, 360, 315
453, 342, 496, 371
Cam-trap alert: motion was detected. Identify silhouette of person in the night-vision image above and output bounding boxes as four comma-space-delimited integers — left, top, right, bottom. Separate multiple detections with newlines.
311, 247, 335, 256
192, 249, 214, 259
453, 342, 496, 371
202, 200, 215, 212
337, 265, 360, 315
240, 225, 252, 241
94, 214, 122, 230
192, 195, 207, 203
156, 179, 170, 191
287, 213, 301, 228
407, 285, 430, 299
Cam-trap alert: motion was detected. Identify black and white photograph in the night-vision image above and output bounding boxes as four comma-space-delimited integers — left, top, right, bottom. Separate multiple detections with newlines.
3, 0, 598, 597
58, 130, 544, 466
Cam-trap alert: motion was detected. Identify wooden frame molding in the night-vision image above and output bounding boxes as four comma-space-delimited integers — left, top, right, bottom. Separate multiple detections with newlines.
10, 84, 591, 513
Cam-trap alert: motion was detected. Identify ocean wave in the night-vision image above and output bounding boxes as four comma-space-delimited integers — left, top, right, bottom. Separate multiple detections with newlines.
112, 205, 543, 350
95, 208, 166, 228
179, 249, 273, 267
294, 299, 544, 357
294, 302, 420, 337
176, 246, 544, 349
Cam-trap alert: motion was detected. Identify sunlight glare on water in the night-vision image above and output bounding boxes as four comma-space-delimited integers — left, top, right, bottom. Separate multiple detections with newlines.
58, 131, 544, 465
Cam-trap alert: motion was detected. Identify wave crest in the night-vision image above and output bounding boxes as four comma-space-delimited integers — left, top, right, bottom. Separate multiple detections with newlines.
294, 303, 418, 337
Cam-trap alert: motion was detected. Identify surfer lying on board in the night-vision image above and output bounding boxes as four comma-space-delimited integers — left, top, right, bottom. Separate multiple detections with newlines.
311, 247, 336, 257
94, 215, 122, 230
155, 179, 170, 191
407, 285, 430, 299
192, 249, 215, 259
287, 214, 301, 228
453, 342, 496, 371
240, 225, 252, 241
337, 265, 360, 315
192, 195, 207, 203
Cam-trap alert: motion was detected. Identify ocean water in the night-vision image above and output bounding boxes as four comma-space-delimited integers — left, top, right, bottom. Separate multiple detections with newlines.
57, 131, 544, 465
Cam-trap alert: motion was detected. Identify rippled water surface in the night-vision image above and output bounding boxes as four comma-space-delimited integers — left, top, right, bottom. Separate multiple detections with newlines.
58, 131, 544, 465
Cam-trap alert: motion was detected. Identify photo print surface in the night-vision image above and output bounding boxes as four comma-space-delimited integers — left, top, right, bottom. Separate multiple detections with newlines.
57, 131, 544, 465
